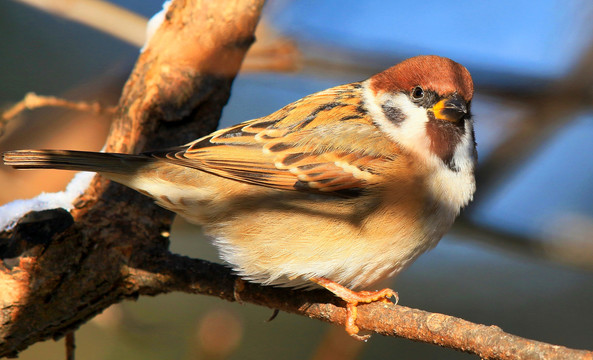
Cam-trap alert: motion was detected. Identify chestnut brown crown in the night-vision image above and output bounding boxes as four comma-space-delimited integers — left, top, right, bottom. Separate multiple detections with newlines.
370, 55, 474, 102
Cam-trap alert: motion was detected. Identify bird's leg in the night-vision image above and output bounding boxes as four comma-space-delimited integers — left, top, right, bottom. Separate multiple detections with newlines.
310, 277, 398, 341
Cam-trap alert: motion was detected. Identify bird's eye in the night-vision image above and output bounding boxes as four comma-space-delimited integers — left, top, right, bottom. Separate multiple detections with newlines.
411, 86, 424, 100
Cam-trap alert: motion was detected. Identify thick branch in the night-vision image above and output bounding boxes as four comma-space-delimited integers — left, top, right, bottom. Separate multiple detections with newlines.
0, 0, 264, 356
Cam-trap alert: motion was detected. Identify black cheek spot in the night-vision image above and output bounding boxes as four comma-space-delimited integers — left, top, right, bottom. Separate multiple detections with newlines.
381, 105, 406, 125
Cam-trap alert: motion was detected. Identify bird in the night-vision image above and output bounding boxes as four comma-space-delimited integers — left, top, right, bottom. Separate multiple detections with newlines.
3, 55, 476, 340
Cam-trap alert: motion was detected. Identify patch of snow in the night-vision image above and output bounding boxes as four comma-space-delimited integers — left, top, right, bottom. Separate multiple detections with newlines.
0, 171, 95, 231
142, 0, 172, 52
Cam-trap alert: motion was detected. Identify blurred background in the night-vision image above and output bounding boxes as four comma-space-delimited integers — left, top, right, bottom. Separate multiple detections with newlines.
1, 0, 593, 358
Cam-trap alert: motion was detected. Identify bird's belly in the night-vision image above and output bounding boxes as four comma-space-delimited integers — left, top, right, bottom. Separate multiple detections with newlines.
208, 218, 444, 290
129, 169, 457, 290
201, 194, 455, 290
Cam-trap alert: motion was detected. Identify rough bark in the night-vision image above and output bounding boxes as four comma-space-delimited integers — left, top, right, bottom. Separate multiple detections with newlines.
0, 0, 265, 356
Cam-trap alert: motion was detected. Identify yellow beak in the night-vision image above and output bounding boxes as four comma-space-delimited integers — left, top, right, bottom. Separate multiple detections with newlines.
432, 94, 468, 122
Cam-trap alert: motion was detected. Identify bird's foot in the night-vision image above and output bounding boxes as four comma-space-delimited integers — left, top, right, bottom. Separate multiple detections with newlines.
310, 277, 398, 341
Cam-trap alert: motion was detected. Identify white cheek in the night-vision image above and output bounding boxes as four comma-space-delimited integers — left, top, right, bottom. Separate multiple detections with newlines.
362, 81, 476, 211
390, 94, 432, 153
362, 83, 431, 157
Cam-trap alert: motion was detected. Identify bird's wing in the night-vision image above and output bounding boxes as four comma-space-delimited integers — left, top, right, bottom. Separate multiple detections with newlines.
149, 83, 398, 195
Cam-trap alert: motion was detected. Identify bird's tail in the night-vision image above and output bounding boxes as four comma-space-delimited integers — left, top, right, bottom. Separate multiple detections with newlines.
2, 150, 154, 174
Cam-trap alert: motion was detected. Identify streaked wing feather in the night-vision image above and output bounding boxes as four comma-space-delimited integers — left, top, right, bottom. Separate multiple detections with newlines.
148, 83, 398, 194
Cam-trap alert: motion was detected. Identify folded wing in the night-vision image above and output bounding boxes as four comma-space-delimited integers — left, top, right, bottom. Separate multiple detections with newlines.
149, 83, 398, 195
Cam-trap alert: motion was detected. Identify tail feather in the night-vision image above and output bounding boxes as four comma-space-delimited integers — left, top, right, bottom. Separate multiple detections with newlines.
2, 150, 154, 174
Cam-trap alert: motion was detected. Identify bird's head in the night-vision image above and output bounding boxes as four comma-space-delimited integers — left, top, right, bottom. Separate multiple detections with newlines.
364, 55, 476, 172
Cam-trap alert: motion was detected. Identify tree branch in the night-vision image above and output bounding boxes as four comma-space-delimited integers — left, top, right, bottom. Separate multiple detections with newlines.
0, 0, 265, 356
130, 251, 593, 360
1, 92, 115, 122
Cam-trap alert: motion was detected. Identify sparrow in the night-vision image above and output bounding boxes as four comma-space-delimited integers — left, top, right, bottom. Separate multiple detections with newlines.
3, 55, 476, 340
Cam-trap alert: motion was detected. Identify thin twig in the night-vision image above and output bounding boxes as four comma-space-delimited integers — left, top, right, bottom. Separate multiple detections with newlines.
2, 92, 116, 122
126, 252, 593, 360
453, 217, 593, 271
65, 332, 75, 360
